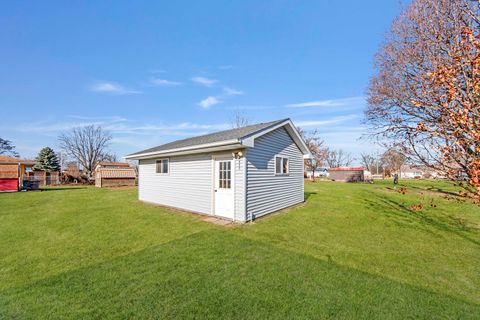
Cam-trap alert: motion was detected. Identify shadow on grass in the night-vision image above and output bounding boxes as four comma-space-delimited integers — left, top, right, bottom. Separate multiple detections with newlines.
0, 230, 478, 319
363, 192, 480, 246
424, 186, 461, 197
304, 192, 317, 201
395, 182, 462, 198
40, 187, 88, 191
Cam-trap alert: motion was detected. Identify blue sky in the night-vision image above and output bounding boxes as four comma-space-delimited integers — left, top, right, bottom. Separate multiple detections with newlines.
0, 1, 402, 162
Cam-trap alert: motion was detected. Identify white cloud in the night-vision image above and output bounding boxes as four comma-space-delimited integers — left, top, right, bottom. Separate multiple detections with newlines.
295, 115, 358, 127
12, 116, 128, 133
194, 87, 242, 110
172, 122, 228, 130
90, 82, 142, 95
191, 76, 217, 87
226, 105, 276, 110
67, 115, 128, 122
149, 78, 182, 86
223, 87, 244, 96
3, 117, 233, 158
198, 96, 220, 109
8, 116, 230, 136
108, 122, 229, 134
286, 96, 364, 108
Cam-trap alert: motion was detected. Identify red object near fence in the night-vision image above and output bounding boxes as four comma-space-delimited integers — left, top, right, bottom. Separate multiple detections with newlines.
0, 178, 18, 191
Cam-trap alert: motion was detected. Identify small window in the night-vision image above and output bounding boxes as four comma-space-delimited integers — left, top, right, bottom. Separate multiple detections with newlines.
275, 156, 289, 175
218, 161, 231, 189
275, 157, 282, 174
156, 159, 169, 174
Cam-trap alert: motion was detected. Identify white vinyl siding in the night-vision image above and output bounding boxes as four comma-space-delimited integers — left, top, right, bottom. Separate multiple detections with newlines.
246, 127, 304, 220
136, 126, 305, 222
139, 154, 212, 214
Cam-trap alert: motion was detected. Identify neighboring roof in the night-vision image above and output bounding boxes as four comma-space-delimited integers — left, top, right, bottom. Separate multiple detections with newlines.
329, 167, 365, 171
96, 168, 136, 179
125, 118, 311, 159
0, 156, 35, 165
97, 161, 130, 167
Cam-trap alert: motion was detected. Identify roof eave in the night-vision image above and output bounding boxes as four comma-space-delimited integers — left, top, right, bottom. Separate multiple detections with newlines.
123, 118, 312, 160
124, 139, 243, 160
0, 161, 35, 165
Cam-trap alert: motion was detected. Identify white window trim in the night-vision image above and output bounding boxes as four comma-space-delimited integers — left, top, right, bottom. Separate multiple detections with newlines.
217, 160, 233, 189
156, 158, 170, 175
274, 155, 289, 176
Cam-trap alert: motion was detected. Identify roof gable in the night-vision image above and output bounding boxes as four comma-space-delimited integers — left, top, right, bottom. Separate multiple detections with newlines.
239, 119, 311, 157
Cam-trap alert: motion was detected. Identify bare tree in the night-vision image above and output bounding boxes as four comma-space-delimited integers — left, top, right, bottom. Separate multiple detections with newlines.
365, 0, 480, 198
230, 108, 250, 128
0, 138, 19, 158
381, 148, 406, 176
57, 151, 67, 171
58, 125, 112, 180
62, 161, 85, 183
360, 152, 384, 175
326, 149, 354, 168
298, 128, 328, 180
99, 152, 119, 163
127, 159, 139, 176
360, 153, 376, 172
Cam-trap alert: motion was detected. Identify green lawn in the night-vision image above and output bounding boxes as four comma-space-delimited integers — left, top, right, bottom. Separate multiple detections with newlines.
0, 180, 479, 319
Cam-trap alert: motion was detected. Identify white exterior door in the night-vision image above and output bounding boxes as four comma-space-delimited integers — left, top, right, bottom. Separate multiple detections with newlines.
214, 159, 234, 219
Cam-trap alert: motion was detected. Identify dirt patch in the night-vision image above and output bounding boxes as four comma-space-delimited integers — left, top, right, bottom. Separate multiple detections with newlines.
383, 186, 461, 199
201, 216, 237, 227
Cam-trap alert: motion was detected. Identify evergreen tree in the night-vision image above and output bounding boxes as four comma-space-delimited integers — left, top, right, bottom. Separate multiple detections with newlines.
34, 147, 60, 172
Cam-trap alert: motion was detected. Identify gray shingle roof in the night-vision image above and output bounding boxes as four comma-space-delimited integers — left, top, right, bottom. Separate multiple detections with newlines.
127, 118, 289, 157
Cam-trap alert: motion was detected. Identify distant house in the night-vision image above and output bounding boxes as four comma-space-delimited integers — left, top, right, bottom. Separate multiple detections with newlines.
0, 156, 35, 192
422, 166, 446, 179
306, 167, 329, 178
399, 164, 448, 179
329, 167, 365, 182
29, 171, 60, 186
399, 165, 424, 179
124, 119, 311, 222
94, 161, 136, 188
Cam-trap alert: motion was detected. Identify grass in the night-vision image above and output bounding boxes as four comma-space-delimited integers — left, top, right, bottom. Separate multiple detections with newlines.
0, 180, 479, 319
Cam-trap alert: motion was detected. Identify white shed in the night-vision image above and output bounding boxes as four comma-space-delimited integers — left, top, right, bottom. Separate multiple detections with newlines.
124, 119, 311, 222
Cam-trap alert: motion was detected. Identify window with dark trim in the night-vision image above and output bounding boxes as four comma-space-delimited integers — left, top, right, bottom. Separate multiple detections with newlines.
275, 156, 289, 175
156, 159, 169, 174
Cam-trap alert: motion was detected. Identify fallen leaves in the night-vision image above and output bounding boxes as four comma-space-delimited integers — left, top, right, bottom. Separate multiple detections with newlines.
410, 203, 424, 212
